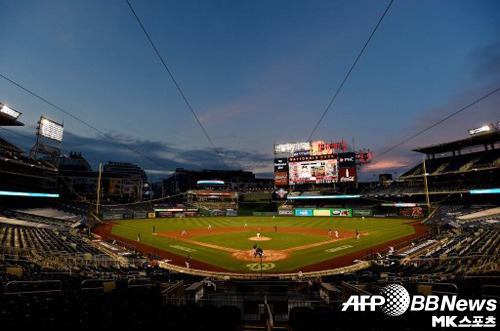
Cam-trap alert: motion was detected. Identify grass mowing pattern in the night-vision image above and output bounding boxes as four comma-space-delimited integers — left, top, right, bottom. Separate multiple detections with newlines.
111, 216, 415, 272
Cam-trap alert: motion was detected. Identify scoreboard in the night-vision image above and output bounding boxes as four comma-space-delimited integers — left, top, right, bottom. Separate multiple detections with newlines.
273, 140, 368, 186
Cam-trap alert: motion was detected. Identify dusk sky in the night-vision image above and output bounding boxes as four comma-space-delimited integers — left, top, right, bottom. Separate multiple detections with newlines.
1, 0, 499, 181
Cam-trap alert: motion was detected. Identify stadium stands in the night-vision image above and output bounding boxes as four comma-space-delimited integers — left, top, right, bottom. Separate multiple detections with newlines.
1, 115, 499, 329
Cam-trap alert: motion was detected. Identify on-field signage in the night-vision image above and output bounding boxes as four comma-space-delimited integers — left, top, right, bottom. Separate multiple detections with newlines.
295, 209, 313, 216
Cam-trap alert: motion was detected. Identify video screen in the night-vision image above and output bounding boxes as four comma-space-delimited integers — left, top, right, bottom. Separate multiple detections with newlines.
288, 157, 338, 184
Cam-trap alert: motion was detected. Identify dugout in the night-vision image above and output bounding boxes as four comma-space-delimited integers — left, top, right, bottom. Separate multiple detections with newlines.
185, 282, 204, 302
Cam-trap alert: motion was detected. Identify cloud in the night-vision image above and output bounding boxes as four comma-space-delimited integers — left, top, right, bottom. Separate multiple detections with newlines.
0, 128, 273, 180
195, 37, 334, 127
367, 40, 500, 180
364, 158, 409, 171
198, 100, 246, 124
143, 169, 174, 176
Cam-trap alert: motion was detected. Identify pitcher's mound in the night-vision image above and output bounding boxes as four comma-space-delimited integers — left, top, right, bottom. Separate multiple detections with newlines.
248, 236, 271, 241
232, 250, 289, 261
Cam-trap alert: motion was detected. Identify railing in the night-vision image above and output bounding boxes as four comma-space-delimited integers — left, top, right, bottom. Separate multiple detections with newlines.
264, 297, 273, 331
81, 278, 116, 291
160, 295, 336, 323
4, 280, 62, 295
341, 281, 373, 299
161, 280, 185, 305
157, 260, 371, 280
417, 282, 458, 296
128, 277, 151, 288
481, 285, 500, 299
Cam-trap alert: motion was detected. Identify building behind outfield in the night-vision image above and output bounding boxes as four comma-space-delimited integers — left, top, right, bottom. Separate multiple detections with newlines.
163, 168, 273, 194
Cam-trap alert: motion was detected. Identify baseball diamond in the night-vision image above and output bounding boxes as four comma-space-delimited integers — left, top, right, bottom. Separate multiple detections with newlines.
95, 216, 426, 273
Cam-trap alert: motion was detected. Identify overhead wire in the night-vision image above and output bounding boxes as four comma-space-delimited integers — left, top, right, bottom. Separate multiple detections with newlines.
372, 86, 500, 161
124, 0, 229, 170
0, 124, 106, 169
0, 73, 173, 172
307, 0, 395, 141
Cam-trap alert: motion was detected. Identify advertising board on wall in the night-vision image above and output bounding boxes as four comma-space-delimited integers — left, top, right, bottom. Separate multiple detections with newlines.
338, 152, 356, 168
339, 167, 356, 182
102, 213, 114, 220
295, 209, 313, 216
225, 210, 238, 216
353, 209, 373, 217
399, 207, 424, 218
313, 209, 331, 216
134, 212, 147, 219
381, 203, 424, 207
278, 209, 294, 216
274, 171, 289, 186
274, 158, 289, 172
292, 208, 352, 217
157, 211, 173, 218
331, 209, 352, 217
311, 140, 347, 155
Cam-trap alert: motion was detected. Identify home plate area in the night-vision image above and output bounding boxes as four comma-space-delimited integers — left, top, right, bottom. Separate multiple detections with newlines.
248, 236, 272, 241
231, 250, 289, 261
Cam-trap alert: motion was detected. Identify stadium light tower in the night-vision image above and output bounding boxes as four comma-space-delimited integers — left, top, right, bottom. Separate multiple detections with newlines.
0, 103, 21, 119
30, 116, 64, 167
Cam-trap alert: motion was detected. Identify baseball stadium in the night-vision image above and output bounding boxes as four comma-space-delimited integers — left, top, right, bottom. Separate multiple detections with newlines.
1, 1, 499, 330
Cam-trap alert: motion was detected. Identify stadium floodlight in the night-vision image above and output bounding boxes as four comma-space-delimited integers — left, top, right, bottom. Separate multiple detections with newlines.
39, 116, 64, 142
0, 103, 21, 119
468, 125, 491, 135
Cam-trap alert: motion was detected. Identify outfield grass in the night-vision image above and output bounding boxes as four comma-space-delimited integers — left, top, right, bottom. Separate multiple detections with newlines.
110, 216, 416, 273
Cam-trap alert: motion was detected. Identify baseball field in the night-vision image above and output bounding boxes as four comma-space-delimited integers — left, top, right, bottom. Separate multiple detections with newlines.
96, 216, 427, 273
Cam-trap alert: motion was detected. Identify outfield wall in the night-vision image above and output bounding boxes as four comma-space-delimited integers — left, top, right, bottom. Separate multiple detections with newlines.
279, 208, 355, 217
278, 207, 423, 218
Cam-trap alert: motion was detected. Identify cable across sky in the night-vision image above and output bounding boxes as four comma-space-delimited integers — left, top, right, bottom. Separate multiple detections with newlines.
307, 0, 395, 141
0, 73, 174, 172
124, 0, 229, 170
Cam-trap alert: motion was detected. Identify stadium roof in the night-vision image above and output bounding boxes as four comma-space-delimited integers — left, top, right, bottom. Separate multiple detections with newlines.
414, 131, 500, 155
0, 113, 24, 126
